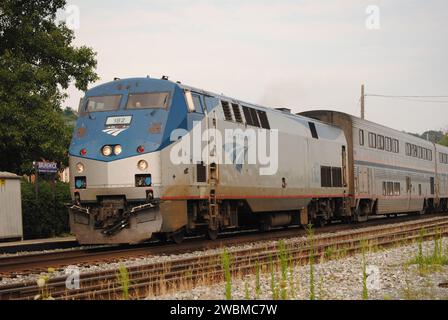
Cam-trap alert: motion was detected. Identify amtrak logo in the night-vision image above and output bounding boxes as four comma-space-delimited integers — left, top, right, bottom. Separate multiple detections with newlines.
102, 128, 128, 136
223, 142, 248, 173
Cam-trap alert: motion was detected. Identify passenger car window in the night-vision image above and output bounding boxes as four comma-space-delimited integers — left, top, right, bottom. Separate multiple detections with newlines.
377, 135, 384, 150
368, 133, 376, 148
417, 146, 422, 158
393, 139, 399, 153
411, 144, 417, 157
86, 95, 122, 112
394, 182, 400, 196
126, 92, 170, 109
385, 137, 391, 151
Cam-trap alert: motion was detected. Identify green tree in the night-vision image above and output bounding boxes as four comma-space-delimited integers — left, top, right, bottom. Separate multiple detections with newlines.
21, 178, 71, 238
62, 106, 78, 127
406, 130, 444, 143
439, 134, 448, 147
421, 130, 444, 143
0, 0, 97, 174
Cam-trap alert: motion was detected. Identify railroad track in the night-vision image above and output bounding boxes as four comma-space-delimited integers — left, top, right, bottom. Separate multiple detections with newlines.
0, 213, 438, 276
0, 238, 80, 255
0, 214, 447, 300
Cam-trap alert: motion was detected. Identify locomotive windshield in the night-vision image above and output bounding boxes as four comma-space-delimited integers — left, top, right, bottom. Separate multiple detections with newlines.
85, 95, 122, 112
126, 92, 170, 110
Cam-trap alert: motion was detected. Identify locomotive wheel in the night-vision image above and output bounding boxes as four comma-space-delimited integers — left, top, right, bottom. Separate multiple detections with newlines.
206, 228, 219, 241
259, 222, 270, 232
171, 229, 185, 244
156, 233, 169, 243
313, 217, 327, 228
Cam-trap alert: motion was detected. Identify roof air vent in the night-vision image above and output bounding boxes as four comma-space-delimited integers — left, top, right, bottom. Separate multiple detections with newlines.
275, 107, 291, 113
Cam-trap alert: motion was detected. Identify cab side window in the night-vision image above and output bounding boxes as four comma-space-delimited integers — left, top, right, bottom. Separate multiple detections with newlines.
191, 93, 204, 113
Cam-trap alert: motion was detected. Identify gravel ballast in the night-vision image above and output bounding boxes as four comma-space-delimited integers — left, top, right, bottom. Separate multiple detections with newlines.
1, 220, 448, 300
149, 237, 448, 300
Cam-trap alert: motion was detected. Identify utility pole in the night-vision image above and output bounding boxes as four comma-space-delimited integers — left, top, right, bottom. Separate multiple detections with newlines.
361, 84, 365, 119
33, 161, 38, 200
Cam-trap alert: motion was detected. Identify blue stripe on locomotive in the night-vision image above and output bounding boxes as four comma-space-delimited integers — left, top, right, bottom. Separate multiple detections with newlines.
69, 78, 200, 162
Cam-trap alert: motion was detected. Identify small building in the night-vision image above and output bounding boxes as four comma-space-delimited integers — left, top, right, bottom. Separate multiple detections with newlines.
0, 172, 23, 241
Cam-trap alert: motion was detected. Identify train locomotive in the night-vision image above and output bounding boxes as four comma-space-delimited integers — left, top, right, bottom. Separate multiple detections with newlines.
68, 76, 448, 244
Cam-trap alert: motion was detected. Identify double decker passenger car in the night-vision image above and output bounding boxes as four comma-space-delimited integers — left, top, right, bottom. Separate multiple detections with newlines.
301, 110, 448, 220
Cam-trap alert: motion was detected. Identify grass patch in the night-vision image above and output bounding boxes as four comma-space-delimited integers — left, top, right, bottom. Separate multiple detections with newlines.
117, 264, 130, 300
324, 245, 337, 260
407, 229, 448, 274
278, 240, 288, 300
307, 224, 316, 300
244, 281, 250, 300
255, 260, 261, 299
269, 254, 279, 300
361, 240, 369, 300
221, 249, 232, 300
34, 267, 56, 300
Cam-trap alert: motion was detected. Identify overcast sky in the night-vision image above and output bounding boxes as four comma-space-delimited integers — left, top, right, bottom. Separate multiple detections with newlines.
63, 0, 448, 134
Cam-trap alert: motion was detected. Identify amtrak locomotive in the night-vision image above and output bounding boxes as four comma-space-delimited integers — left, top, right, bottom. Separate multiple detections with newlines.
69, 76, 448, 244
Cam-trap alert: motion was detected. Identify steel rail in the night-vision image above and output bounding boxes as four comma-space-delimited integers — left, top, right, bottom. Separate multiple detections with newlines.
0, 215, 447, 300
0, 213, 441, 276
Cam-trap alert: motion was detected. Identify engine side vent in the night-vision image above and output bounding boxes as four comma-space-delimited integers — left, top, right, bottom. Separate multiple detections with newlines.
257, 110, 270, 129
242, 106, 253, 126
321, 166, 343, 187
231, 103, 243, 123
321, 166, 332, 187
221, 101, 233, 121
331, 167, 342, 187
249, 108, 260, 127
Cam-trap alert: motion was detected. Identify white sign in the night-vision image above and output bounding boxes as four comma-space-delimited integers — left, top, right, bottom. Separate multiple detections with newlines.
105, 116, 132, 126
37, 162, 58, 174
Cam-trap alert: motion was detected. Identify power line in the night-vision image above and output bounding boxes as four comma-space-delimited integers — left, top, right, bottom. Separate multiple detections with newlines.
366, 94, 448, 98
365, 93, 448, 103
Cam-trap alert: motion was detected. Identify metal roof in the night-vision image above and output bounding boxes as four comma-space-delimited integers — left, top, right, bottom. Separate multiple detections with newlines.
0, 172, 21, 180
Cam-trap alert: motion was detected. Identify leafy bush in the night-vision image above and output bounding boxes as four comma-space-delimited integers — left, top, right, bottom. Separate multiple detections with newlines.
21, 178, 71, 239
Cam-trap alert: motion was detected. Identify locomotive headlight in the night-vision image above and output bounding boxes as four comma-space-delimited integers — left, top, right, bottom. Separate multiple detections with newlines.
75, 162, 84, 173
113, 145, 122, 155
137, 160, 148, 171
102, 145, 112, 156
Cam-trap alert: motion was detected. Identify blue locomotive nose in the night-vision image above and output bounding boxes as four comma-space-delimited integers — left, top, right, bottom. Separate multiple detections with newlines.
70, 110, 167, 160
69, 78, 189, 161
